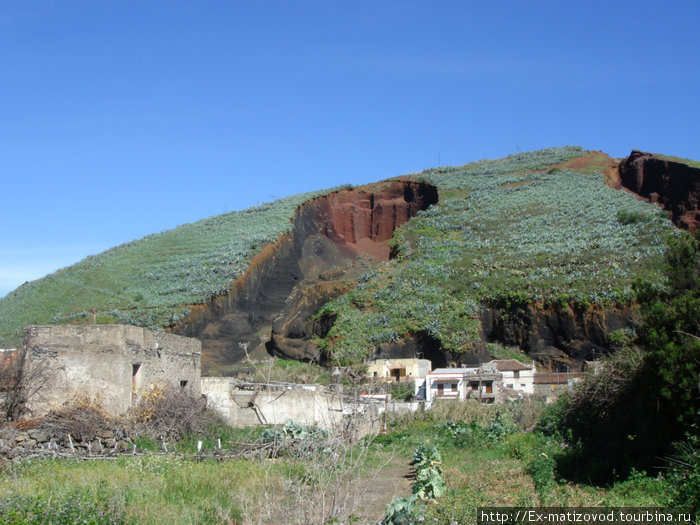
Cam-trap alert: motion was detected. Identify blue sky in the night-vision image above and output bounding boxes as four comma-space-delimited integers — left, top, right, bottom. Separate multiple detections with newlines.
1, 1, 699, 298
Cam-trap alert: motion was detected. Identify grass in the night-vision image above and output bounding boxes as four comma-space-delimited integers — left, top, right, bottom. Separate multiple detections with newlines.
220, 357, 332, 384
320, 147, 676, 364
655, 153, 700, 169
488, 343, 532, 363
0, 399, 679, 524
0, 455, 268, 524
372, 401, 673, 524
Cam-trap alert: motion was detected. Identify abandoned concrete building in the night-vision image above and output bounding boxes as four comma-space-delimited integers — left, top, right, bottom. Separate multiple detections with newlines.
23, 325, 201, 416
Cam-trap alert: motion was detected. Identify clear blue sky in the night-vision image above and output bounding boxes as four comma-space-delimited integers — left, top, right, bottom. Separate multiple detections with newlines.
1, 1, 698, 298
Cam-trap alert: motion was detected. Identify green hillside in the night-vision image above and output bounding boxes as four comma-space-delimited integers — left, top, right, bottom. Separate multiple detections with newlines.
0, 147, 679, 358
0, 188, 342, 347
318, 147, 677, 364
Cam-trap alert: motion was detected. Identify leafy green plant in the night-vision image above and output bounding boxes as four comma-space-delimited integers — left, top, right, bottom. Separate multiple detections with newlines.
412, 443, 447, 500
526, 451, 557, 496
381, 495, 421, 525
666, 429, 700, 514
0, 492, 124, 525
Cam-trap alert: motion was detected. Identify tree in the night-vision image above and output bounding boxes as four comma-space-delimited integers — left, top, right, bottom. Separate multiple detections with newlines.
635, 230, 700, 428
0, 348, 51, 421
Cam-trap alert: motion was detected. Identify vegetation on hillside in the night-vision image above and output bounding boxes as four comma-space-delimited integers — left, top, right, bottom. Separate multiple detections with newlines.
655, 153, 700, 169
0, 187, 344, 347
537, 230, 699, 491
319, 147, 675, 364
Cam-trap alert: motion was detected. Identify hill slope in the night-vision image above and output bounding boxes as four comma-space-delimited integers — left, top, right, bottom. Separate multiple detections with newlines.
0, 188, 341, 347
318, 147, 676, 366
1, 146, 691, 372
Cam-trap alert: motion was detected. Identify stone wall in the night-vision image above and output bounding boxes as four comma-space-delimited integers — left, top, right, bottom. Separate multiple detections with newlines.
24, 325, 201, 416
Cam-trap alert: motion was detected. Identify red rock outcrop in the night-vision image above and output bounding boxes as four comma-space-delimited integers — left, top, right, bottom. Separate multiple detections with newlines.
172, 180, 438, 371
618, 151, 700, 232
308, 181, 438, 261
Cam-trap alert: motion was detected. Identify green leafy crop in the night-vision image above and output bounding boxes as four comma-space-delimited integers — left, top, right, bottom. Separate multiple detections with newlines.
320, 147, 675, 364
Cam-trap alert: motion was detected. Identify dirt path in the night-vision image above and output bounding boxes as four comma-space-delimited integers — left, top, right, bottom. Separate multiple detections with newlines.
352, 451, 414, 524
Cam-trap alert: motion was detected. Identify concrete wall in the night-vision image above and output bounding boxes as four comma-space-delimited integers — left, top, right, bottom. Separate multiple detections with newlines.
201, 378, 422, 436
201, 378, 343, 429
24, 325, 201, 416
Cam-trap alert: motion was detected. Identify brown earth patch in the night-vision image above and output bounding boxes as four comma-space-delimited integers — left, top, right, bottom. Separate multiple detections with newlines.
353, 452, 414, 523
502, 180, 533, 189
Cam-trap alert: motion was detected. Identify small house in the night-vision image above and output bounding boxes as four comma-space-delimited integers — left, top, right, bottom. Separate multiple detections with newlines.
488, 359, 536, 394
365, 358, 432, 383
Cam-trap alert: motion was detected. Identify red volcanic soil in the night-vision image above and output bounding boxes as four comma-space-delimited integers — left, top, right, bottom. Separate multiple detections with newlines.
312, 180, 438, 261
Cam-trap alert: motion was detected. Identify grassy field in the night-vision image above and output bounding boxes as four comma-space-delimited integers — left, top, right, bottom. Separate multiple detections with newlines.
655, 153, 700, 169
0, 400, 677, 525
375, 402, 673, 524
319, 147, 676, 364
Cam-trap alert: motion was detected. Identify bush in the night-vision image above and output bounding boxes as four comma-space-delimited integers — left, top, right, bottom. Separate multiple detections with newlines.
0, 492, 124, 524
382, 495, 421, 525
411, 443, 447, 500
667, 429, 700, 514
526, 452, 557, 496
617, 209, 653, 224
129, 383, 224, 440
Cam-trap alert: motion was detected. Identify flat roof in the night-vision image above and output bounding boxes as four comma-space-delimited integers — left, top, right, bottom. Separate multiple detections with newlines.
489, 359, 533, 372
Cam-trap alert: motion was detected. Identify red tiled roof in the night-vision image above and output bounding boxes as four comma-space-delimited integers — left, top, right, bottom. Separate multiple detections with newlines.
533, 372, 582, 385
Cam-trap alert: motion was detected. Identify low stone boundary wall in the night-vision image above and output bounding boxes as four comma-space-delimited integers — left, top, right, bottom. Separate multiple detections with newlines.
0, 426, 134, 459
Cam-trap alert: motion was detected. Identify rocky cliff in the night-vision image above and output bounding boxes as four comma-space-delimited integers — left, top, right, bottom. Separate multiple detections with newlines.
171, 180, 438, 372
481, 302, 638, 369
618, 151, 700, 232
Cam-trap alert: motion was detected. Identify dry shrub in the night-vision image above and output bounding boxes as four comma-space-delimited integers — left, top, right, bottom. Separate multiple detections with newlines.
248, 424, 391, 524
129, 382, 222, 440
38, 392, 124, 441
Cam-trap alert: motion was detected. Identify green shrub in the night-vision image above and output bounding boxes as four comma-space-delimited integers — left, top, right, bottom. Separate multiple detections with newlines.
667, 430, 700, 514
526, 452, 557, 496
381, 495, 421, 525
537, 393, 569, 438
617, 209, 653, 224
0, 492, 124, 524
608, 327, 636, 349
411, 443, 447, 500
504, 431, 540, 460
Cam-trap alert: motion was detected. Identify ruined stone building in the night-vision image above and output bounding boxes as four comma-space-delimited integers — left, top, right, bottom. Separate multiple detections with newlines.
23, 325, 201, 416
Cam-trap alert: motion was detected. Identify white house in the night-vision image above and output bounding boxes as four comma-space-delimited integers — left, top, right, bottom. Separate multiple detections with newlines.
417, 365, 500, 404
488, 359, 536, 395
422, 368, 475, 402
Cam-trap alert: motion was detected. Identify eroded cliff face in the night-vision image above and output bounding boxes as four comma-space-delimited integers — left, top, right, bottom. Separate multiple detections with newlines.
481, 302, 638, 370
171, 180, 438, 373
618, 151, 700, 232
